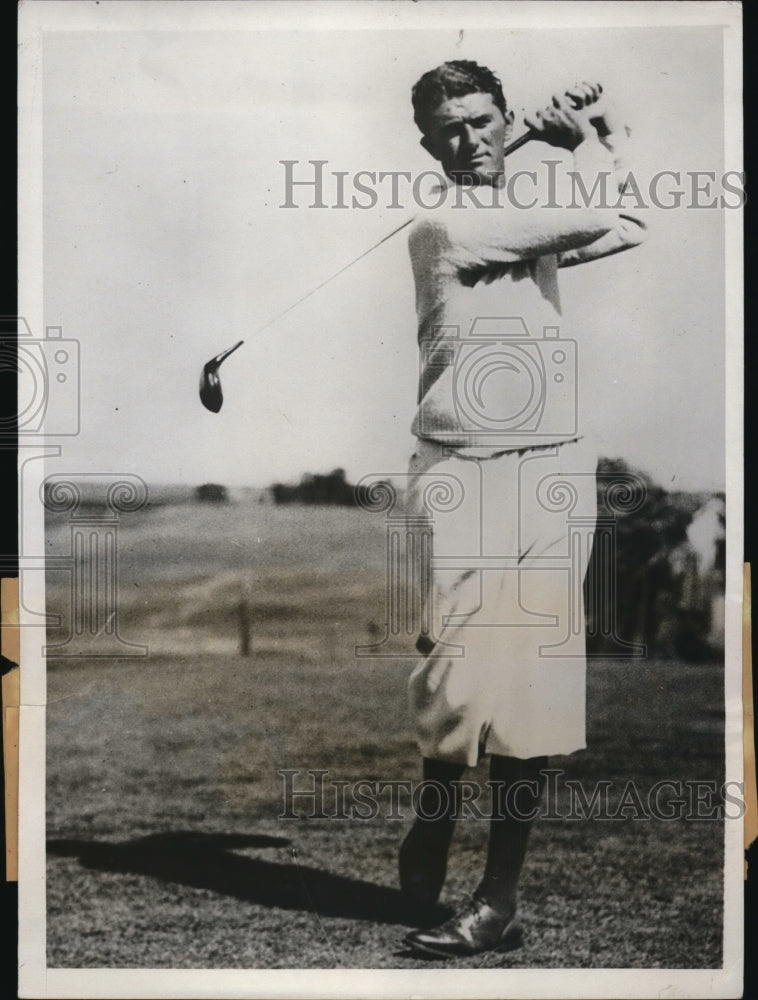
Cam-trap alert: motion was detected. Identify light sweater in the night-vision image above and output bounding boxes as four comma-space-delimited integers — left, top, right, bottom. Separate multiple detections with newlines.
408, 134, 647, 453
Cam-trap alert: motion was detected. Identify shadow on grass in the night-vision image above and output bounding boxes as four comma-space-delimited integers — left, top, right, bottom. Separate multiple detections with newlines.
47, 831, 450, 928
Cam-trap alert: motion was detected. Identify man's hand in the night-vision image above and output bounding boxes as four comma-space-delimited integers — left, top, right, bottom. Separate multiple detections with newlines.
564, 81, 603, 114
565, 81, 626, 140
523, 92, 597, 151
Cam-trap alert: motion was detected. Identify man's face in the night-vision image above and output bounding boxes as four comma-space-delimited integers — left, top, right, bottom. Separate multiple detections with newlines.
421, 91, 512, 185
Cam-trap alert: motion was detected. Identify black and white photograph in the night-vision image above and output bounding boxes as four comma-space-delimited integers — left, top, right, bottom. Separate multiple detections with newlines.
16, 1, 744, 997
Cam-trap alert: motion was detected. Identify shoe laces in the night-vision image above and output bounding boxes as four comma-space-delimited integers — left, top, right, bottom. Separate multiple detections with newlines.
451, 891, 492, 925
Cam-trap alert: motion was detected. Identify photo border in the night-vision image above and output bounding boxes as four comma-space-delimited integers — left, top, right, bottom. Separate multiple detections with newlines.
16, 2, 744, 998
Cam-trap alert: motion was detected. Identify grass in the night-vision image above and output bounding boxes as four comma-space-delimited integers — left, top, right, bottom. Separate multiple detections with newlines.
44, 499, 726, 969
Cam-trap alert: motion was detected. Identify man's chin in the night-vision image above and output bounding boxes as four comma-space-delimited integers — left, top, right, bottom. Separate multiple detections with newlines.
448, 166, 501, 186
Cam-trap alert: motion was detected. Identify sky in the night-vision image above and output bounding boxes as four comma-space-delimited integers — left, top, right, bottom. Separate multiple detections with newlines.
29, 8, 738, 492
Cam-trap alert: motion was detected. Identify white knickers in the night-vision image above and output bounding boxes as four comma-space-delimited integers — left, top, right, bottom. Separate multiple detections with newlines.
405, 436, 598, 766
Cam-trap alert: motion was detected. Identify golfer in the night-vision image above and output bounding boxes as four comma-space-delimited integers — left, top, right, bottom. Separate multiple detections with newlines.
399, 61, 647, 957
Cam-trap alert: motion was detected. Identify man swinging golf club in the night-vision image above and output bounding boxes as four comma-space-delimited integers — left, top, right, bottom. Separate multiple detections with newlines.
399, 60, 647, 958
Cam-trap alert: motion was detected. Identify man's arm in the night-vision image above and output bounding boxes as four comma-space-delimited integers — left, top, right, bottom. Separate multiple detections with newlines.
424, 190, 621, 273
415, 91, 646, 273
557, 101, 648, 267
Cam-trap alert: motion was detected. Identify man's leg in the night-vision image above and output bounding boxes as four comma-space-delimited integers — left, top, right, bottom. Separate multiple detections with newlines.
476, 754, 547, 916
403, 753, 547, 956
399, 756, 466, 906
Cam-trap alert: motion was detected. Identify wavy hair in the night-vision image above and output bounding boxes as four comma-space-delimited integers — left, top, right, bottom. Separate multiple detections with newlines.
412, 60, 507, 134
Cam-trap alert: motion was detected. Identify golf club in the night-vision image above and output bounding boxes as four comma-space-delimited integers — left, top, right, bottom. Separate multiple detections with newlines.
199, 127, 535, 412
199, 340, 244, 413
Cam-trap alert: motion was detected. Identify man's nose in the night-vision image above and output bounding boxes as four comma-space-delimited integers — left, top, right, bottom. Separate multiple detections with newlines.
460, 124, 478, 150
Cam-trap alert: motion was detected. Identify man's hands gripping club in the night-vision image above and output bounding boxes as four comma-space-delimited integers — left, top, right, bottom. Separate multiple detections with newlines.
524, 81, 619, 150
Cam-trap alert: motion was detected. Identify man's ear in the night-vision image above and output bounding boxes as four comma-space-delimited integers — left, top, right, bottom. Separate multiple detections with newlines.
420, 134, 439, 160
504, 108, 515, 137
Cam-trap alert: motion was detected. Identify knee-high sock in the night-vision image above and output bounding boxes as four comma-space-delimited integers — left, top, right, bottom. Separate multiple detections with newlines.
477, 754, 547, 912
414, 757, 467, 837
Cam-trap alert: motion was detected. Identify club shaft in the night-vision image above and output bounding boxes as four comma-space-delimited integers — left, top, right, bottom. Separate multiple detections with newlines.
504, 129, 533, 156
251, 130, 533, 338
253, 217, 416, 337
213, 340, 244, 366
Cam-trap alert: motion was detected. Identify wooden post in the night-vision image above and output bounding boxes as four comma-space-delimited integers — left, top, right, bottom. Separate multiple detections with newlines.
238, 598, 251, 657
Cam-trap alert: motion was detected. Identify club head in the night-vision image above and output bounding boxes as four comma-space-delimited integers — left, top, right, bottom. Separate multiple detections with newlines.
199, 340, 244, 412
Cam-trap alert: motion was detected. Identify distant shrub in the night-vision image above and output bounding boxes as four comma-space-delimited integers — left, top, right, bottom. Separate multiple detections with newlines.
271, 468, 355, 506
195, 483, 229, 504
586, 458, 724, 661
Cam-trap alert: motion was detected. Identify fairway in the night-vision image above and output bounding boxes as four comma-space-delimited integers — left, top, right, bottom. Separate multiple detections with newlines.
44, 499, 726, 969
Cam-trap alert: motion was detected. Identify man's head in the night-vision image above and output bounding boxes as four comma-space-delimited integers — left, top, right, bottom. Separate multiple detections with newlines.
412, 61, 514, 185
